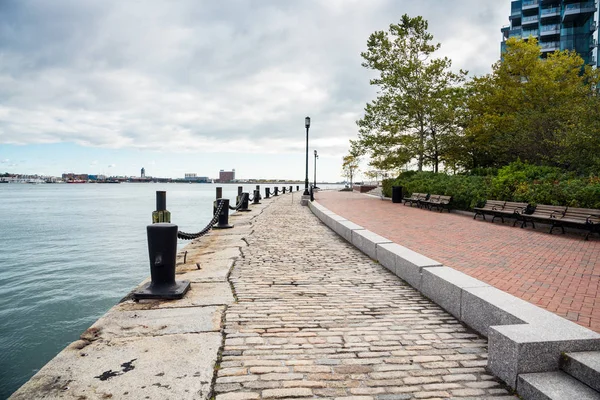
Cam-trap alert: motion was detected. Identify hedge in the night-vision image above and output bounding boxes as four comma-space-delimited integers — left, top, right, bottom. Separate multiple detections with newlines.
383, 161, 600, 211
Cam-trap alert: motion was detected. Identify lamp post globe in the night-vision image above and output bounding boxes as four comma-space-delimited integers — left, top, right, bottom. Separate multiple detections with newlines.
303, 116, 311, 196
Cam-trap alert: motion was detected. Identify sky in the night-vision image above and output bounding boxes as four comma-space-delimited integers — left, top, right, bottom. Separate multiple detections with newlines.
0, 0, 509, 182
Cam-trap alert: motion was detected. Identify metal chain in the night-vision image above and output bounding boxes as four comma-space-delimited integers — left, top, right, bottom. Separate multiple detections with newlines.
228, 192, 248, 210
177, 200, 225, 240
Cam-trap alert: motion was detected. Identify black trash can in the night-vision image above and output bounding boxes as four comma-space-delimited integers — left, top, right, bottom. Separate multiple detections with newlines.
392, 186, 403, 203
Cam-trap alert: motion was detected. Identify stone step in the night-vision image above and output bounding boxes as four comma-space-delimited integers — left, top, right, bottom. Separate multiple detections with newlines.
518, 371, 600, 400
561, 351, 600, 392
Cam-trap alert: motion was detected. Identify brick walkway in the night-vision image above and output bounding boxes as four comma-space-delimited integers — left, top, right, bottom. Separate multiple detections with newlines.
214, 195, 516, 399
316, 191, 600, 333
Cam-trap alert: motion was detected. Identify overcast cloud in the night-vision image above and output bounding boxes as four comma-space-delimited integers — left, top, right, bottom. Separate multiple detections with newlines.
0, 0, 508, 180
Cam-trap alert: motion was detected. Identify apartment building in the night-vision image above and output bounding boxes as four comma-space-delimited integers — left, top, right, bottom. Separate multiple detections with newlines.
501, 0, 599, 66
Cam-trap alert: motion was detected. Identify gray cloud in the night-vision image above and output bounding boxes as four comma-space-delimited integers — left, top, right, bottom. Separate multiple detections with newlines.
0, 0, 508, 157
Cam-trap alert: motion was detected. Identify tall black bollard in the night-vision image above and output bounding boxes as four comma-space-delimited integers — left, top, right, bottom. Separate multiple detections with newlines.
289, 186, 292, 192
282, 187, 286, 194
213, 199, 233, 229
265, 187, 271, 198
133, 223, 190, 299
255, 185, 261, 200
236, 186, 243, 206
310, 185, 314, 202
252, 189, 261, 204
238, 192, 251, 212
296, 185, 299, 191
273, 187, 279, 196
214, 187, 223, 215
152, 191, 171, 223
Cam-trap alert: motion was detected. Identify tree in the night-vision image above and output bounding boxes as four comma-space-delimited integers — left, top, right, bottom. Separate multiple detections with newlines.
355, 14, 467, 173
342, 154, 360, 187
465, 37, 600, 173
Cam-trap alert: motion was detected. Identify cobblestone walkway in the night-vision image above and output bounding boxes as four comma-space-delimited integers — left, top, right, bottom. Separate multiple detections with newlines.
316, 191, 600, 333
214, 196, 516, 399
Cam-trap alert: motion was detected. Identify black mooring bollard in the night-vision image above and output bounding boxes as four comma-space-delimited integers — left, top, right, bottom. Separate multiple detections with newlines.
213, 198, 233, 229
282, 187, 286, 194
133, 223, 190, 300
289, 186, 292, 192
214, 187, 223, 215
297, 185, 299, 191
273, 187, 279, 196
310, 185, 314, 202
152, 191, 171, 223
265, 187, 271, 198
238, 192, 251, 212
252, 189, 261, 205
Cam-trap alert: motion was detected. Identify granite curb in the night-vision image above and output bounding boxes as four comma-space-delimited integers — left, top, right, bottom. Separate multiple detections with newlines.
308, 200, 600, 393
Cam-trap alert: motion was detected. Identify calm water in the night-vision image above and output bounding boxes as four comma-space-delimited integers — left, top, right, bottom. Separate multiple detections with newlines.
0, 182, 332, 398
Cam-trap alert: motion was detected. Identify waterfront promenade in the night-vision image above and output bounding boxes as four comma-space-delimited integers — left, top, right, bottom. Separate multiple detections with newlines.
12, 191, 516, 399
316, 190, 600, 333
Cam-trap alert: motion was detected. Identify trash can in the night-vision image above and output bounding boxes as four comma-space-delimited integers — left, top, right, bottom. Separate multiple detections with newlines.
392, 186, 403, 203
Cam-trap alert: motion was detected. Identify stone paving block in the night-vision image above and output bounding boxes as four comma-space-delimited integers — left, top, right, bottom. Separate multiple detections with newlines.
334, 220, 365, 243
321, 212, 347, 233
489, 323, 600, 388
118, 282, 234, 311
351, 230, 392, 260
517, 371, 600, 400
87, 306, 224, 339
177, 258, 234, 281
10, 333, 222, 400
420, 267, 489, 319
375, 243, 441, 290
461, 286, 529, 337
562, 351, 600, 392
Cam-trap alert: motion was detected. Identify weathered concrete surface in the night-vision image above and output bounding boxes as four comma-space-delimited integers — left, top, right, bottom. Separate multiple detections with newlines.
10, 191, 276, 400
88, 306, 224, 338
10, 333, 222, 400
215, 194, 516, 399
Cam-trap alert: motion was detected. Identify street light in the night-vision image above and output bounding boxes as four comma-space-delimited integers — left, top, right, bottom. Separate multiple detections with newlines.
313, 150, 319, 190
303, 116, 310, 195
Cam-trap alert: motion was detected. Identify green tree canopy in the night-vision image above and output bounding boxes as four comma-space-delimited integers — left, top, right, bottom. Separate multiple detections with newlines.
464, 37, 600, 173
354, 14, 467, 173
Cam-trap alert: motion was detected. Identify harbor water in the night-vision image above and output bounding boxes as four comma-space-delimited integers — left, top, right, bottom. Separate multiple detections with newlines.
0, 182, 339, 398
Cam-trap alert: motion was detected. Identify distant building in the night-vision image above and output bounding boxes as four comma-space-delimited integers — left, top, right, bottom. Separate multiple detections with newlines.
141, 167, 146, 178
219, 169, 235, 183
62, 173, 89, 182
501, 0, 599, 67
184, 173, 209, 183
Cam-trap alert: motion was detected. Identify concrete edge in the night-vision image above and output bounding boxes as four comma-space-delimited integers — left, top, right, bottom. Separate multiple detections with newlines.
308, 199, 600, 393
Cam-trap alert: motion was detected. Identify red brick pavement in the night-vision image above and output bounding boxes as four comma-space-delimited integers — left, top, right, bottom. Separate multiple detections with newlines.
316, 190, 600, 333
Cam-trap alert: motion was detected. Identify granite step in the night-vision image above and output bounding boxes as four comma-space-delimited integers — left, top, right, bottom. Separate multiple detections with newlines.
518, 371, 600, 400
561, 351, 600, 392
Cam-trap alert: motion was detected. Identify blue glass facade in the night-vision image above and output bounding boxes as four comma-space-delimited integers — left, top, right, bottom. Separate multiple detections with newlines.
501, 0, 599, 67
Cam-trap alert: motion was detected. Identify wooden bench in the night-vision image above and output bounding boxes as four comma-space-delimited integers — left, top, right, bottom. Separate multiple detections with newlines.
424, 195, 452, 212
421, 194, 440, 209
492, 201, 530, 225
520, 205, 567, 230
403, 193, 428, 207
546, 207, 600, 240
473, 200, 505, 221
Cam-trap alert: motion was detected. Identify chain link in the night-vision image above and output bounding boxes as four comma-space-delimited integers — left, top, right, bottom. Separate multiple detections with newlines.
229, 192, 248, 210
177, 199, 225, 240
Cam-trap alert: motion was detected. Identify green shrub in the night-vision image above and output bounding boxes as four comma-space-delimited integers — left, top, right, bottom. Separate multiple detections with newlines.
382, 161, 600, 211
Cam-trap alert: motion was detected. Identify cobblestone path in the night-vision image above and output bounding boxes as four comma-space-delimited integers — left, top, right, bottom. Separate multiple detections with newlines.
214, 196, 516, 399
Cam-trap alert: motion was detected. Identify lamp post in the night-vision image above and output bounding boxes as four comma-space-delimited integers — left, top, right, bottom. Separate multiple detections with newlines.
313, 150, 318, 190
303, 116, 310, 195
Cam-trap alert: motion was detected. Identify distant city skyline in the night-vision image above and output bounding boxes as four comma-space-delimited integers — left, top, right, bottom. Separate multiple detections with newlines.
1, 1, 511, 182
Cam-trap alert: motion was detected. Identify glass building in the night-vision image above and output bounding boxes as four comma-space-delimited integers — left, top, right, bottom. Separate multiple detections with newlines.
501, 0, 599, 67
